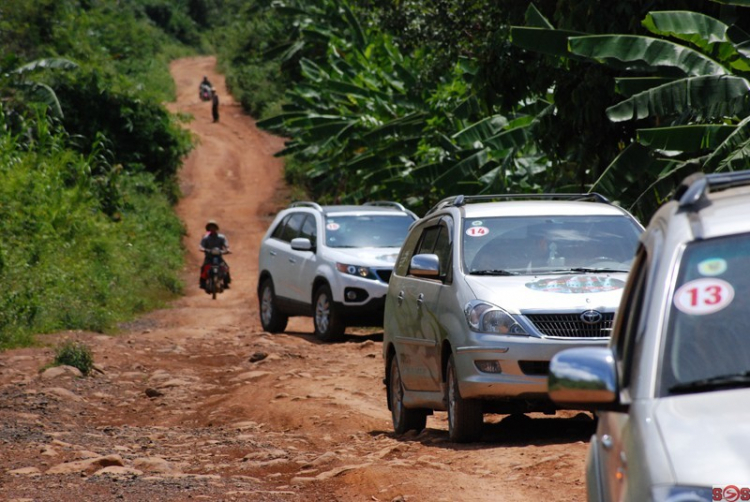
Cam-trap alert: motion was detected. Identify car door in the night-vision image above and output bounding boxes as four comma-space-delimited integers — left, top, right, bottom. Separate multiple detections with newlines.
392, 217, 453, 393
264, 211, 308, 302
593, 246, 650, 502
288, 213, 320, 303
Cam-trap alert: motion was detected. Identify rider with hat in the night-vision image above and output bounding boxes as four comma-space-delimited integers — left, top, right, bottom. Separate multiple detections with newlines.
199, 220, 231, 290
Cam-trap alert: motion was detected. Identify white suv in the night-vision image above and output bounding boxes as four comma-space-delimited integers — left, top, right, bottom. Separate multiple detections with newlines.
383, 194, 643, 442
258, 201, 417, 341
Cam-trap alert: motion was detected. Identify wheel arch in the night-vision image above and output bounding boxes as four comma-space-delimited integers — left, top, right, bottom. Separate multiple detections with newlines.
257, 271, 273, 295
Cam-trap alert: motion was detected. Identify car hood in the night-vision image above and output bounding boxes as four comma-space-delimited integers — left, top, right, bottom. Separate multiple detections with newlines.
324, 247, 401, 267
654, 389, 750, 485
463, 273, 628, 313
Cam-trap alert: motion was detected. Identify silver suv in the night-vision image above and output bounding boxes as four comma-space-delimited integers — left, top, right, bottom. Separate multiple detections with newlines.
383, 194, 643, 442
258, 201, 416, 341
549, 171, 750, 502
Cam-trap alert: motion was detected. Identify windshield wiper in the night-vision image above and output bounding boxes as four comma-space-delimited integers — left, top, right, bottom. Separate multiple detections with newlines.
549, 267, 629, 274
669, 371, 750, 395
470, 269, 518, 276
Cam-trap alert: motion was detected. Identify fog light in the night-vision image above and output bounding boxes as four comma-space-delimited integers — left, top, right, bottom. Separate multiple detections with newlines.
346, 290, 358, 300
475, 360, 503, 373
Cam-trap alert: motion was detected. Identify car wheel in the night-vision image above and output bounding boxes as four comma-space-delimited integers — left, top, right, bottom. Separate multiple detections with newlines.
259, 278, 288, 333
389, 355, 427, 434
446, 354, 483, 443
313, 284, 345, 342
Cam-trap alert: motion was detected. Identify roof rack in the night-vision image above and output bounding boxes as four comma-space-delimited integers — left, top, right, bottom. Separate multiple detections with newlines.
425, 193, 611, 216
290, 201, 324, 212
675, 170, 750, 208
363, 201, 418, 219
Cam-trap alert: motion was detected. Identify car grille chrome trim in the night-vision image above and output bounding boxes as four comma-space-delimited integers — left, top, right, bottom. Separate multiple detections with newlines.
524, 312, 614, 338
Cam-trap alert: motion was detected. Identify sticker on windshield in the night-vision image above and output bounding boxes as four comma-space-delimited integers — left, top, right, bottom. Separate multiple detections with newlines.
471, 220, 483, 226
326, 222, 340, 231
466, 226, 489, 237
674, 278, 734, 315
525, 275, 625, 294
697, 258, 727, 276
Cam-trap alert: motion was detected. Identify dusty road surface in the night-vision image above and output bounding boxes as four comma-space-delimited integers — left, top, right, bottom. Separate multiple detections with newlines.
0, 56, 594, 501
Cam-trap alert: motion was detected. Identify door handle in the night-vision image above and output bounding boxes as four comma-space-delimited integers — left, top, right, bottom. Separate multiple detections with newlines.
397, 291, 405, 306
288, 258, 296, 264
416, 293, 424, 309
269, 251, 277, 257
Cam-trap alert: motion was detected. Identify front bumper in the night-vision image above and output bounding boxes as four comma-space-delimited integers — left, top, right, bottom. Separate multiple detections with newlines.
454, 335, 609, 400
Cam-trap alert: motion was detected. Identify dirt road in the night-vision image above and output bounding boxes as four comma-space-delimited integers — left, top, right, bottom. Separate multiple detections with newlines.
0, 57, 593, 501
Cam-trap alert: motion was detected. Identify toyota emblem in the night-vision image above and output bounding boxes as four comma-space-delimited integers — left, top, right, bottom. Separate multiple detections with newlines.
580, 310, 603, 325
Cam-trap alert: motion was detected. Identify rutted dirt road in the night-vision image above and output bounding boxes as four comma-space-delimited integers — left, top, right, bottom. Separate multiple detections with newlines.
0, 56, 593, 501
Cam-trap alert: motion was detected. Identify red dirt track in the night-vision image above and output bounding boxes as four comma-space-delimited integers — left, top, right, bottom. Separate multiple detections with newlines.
0, 56, 592, 502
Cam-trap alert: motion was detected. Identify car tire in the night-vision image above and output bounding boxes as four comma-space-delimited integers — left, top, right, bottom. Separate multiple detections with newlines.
313, 284, 345, 342
446, 354, 483, 443
259, 278, 288, 333
389, 355, 428, 434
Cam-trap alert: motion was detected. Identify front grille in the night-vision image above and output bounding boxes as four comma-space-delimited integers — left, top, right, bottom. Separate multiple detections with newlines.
375, 269, 392, 283
525, 312, 614, 338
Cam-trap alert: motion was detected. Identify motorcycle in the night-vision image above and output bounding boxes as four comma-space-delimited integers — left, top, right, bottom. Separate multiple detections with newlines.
199, 83, 212, 102
202, 248, 230, 300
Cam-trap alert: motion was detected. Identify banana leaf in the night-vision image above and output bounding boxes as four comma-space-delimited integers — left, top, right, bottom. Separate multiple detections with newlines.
510, 27, 584, 58
606, 75, 750, 122
452, 116, 508, 147
524, 3, 554, 29
569, 35, 728, 77
642, 11, 729, 52
615, 77, 679, 97
637, 124, 736, 151
703, 115, 750, 170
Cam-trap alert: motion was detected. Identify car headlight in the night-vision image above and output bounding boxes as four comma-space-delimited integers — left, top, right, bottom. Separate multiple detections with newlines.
336, 262, 376, 280
651, 486, 713, 502
464, 301, 527, 335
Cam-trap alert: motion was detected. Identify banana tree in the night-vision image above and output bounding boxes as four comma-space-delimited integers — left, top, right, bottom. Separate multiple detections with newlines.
1, 57, 78, 118
512, 5, 750, 217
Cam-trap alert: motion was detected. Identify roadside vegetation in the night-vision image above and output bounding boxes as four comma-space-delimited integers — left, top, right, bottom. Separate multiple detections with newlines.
0, 0, 210, 348
213, 0, 750, 217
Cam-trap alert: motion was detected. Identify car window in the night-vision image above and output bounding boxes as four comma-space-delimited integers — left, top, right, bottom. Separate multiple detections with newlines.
394, 225, 423, 276
325, 215, 413, 248
271, 214, 291, 240
611, 246, 648, 390
411, 220, 453, 279
660, 233, 750, 395
299, 214, 317, 247
416, 226, 441, 255
279, 212, 307, 242
463, 215, 641, 275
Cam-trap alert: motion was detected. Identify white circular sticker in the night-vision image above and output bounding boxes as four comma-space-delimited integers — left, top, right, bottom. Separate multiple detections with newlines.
466, 226, 489, 237
674, 278, 735, 315
326, 222, 340, 231
697, 258, 727, 276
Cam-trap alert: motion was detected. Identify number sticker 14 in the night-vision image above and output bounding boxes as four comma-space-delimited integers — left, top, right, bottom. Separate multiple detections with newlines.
674, 278, 735, 315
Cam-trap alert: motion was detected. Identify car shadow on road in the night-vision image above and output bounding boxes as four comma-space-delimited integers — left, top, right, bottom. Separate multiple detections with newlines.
372, 412, 596, 449
277, 330, 384, 344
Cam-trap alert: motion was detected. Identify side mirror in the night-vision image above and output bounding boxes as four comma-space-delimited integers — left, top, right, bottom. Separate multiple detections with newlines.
409, 253, 440, 278
291, 237, 314, 252
548, 347, 619, 409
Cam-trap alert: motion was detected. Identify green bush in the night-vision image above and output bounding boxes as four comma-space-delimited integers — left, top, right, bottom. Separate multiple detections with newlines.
53, 340, 94, 376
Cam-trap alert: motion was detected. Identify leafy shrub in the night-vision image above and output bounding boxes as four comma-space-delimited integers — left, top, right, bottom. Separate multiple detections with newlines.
53, 340, 94, 376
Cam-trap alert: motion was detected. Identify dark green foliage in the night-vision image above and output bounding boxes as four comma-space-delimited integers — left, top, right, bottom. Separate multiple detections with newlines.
53, 341, 94, 376
0, 0, 198, 349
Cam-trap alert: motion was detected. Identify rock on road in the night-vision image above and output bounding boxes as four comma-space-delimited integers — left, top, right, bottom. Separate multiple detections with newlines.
0, 56, 593, 502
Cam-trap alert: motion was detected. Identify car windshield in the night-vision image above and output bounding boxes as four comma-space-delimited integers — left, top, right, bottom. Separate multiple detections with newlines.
661, 233, 750, 395
325, 215, 413, 248
463, 215, 642, 275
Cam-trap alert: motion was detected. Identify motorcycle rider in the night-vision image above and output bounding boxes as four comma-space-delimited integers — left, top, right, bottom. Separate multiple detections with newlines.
199, 76, 212, 100
199, 220, 231, 290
